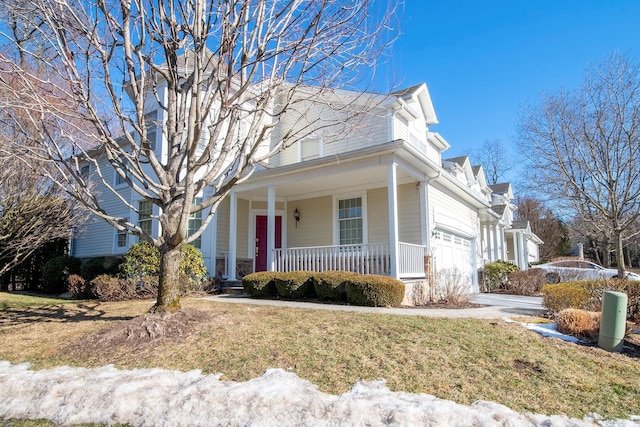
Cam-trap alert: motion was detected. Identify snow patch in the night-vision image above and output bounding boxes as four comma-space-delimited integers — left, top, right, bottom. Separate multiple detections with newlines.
1, 361, 638, 426
504, 318, 582, 343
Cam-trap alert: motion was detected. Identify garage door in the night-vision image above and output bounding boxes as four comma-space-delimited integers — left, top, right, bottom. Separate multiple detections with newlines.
432, 230, 474, 291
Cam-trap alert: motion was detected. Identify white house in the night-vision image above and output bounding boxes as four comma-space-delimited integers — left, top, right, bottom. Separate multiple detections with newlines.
71, 81, 541, 295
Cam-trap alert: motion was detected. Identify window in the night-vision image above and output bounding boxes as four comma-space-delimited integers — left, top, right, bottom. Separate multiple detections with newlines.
187, 198, 203, 249
138, 200, 153, 236
115, 171, 126, 186
144, 110, 158, 151
338, 197, 362, 245
300, 137, 320, 161
116, 220, 128, 248
80, 165, 90, 178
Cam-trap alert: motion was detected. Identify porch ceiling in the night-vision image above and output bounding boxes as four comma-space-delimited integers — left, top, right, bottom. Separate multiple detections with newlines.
237, 162, 417, 200
234, 140, 431, 200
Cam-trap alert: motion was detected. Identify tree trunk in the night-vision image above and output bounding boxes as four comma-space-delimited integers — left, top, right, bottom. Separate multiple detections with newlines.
614, 230, 626, 278
152, 247, 182, 314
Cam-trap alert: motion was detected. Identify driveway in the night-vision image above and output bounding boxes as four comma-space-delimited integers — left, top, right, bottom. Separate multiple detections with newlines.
204, 293, 546, 319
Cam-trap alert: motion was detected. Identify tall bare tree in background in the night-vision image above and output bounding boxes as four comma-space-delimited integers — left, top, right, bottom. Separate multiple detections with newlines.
473, 138, 513, 185
518, 53, 640, 276
515, 196, 569, 261
0, 0, 396, 312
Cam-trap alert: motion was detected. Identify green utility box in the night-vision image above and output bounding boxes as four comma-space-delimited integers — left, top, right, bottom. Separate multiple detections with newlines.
598, 291, 627, 353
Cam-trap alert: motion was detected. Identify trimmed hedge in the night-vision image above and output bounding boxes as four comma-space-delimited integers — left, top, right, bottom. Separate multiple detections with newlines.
313, 270, 355, 301
242, 272, 282, 297
345, 274, 405, 307
274, 270, 315, 299
542, 283, 590, 313
542, 279, 640, 319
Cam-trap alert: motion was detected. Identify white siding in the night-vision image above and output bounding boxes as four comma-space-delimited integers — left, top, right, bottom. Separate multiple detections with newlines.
286, 196, 333, 248
367, 184, 421, 245
73, 157, 132, 258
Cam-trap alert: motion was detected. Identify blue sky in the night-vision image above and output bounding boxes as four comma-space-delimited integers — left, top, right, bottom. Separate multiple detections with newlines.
382, 1, 640, 160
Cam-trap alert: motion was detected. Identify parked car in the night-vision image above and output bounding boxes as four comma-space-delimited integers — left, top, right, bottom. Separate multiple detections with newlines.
531, 260, 640, 283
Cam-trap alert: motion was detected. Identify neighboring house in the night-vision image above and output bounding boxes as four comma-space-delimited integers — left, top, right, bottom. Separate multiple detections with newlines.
71, 81, 541, 295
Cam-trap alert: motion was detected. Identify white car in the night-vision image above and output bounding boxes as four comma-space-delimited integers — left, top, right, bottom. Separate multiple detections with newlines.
531, 260, 640, 283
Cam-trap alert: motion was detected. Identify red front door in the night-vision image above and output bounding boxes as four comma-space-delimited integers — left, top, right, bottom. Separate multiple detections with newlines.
255, 215, 282, 272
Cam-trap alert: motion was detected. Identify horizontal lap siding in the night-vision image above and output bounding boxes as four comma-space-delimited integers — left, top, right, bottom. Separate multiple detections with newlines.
275, 102, 389, 167
73, 159, 131, 258
286, 196, 332, 248
367, 184, 421, 245
429, 186, 479, 237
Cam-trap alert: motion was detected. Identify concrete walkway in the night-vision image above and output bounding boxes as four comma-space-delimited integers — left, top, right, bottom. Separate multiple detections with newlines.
203, 293, 546, 319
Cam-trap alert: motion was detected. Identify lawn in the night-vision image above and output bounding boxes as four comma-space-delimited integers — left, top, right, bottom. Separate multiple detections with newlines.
1, 292, 639, 421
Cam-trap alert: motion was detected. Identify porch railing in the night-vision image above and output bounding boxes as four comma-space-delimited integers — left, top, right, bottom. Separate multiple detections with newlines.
273, 242, 426, 278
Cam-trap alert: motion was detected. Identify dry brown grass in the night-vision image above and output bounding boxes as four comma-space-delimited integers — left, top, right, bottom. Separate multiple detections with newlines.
1, 293, 640, 420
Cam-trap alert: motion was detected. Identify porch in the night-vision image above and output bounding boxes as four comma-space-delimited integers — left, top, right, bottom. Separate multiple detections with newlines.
273, 241, 427, 279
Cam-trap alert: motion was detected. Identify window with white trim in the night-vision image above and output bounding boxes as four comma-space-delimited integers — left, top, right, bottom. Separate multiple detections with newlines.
300, 137, 321, 161
138, 200, 153, 236
116, 220, 128, 248
338, 197, 362, 245
187, 198, 203, 249
144, 110, 158, 151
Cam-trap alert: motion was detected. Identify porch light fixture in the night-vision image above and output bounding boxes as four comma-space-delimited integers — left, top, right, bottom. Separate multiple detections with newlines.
294, 208, 300, 227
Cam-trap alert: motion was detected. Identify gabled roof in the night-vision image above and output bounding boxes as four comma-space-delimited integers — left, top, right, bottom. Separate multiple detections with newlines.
511, 220, 530, 230
492, 205, 506, 216
488, 183, 511, 195
391, 83, 438, 125
444, 156, 469, 167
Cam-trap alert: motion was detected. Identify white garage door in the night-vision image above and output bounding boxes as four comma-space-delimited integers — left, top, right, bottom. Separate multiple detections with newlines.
432, 230, 474, 291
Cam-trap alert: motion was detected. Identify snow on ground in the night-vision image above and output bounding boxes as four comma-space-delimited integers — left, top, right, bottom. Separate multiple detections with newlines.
504, 318, 582, 343
1, 361, 639, 426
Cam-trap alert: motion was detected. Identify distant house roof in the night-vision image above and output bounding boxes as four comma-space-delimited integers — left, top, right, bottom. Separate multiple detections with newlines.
492, 205, 506, 215
444, 156, 469, 167
489, 183, 511, 194
511, 220, 529, 230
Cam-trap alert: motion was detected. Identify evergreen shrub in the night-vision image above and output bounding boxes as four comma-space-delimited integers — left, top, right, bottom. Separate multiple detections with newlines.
80, 256, 122, 282
119, 241, 206, 294
242, 271, 281, 297
483, 260, 519, 292
274, 270, 315, 299
313, 270, 355, 301
542, 283, 590, 313
345, 274, 404, 307
41, 255, 81, 294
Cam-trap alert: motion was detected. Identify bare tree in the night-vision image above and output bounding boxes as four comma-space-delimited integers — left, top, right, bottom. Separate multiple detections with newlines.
473, 138, 513, 185
0, 0, 396, 313
0, 153, 77, 277
517, 52, 640, 277
515, 196, 569, 261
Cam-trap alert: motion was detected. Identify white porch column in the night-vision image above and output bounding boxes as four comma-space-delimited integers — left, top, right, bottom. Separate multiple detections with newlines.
387, 162, 399, 279
484, 224, 492, 262
267, 186, 276, 271
499, 225, 507, 260
489, 226, 496, 262
419, 181, 430, 252
522, 233, 530, 269
228, 191, 238, 280
513, 232, 521, 267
